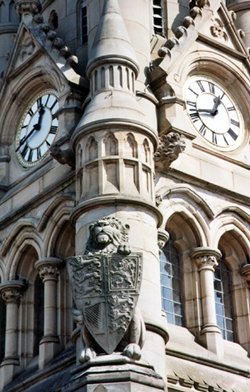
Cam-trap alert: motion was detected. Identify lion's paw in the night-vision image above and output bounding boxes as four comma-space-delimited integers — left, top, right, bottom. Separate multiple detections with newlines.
79, 348, 96, 363
123, 343, 141, 360
118, 244, 131, 255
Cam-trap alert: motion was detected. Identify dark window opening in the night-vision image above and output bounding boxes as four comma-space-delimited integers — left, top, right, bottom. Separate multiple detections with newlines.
34, 276, 44, 356
153, 0, 163, 35
81, 4, 88, 44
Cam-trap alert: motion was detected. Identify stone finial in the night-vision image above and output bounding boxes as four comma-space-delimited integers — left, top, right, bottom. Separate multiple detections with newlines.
154, 132, 186, 169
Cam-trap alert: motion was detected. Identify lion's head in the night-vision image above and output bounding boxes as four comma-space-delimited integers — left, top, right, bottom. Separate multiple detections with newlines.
85, 217, 130, 254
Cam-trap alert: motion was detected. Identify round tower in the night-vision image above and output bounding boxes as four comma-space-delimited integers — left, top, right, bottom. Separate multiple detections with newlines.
70, 0, 167, 384
227, 0, 250, 48
0, 0, 20, 80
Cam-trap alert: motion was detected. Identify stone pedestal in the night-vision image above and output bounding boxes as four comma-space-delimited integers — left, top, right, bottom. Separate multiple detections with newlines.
62, 355, 165, 392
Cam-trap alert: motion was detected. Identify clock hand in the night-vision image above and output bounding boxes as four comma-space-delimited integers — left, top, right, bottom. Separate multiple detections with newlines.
197, 108, 214, 114
211, 96, 221, 115
16, 108, 45, 152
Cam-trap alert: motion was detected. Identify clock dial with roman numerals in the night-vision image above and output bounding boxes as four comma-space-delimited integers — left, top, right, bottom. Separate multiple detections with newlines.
185, 77, 242, 149
15, 92, 59, 167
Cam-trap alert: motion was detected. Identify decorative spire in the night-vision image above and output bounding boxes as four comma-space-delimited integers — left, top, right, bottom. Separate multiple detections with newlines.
15, 0, 41, 25
87, 0, 138, 75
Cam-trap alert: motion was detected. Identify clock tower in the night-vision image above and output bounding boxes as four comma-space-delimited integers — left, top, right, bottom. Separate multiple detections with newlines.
0, 1, 249, 392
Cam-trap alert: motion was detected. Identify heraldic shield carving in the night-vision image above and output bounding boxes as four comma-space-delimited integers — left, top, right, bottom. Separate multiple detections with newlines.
67, 252, 142, 354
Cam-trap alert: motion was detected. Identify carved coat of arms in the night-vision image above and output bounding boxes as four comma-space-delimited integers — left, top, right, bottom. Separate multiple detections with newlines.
67, 217, 145, 362
67, 252, 142, 354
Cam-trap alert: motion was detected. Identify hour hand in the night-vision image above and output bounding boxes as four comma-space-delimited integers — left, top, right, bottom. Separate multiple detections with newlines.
197, 108, 213, 114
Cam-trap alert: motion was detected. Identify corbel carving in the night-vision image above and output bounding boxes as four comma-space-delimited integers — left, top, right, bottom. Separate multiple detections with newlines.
154, 132, 186, 169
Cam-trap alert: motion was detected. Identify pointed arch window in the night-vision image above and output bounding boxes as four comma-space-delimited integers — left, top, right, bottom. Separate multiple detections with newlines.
0, 292, 6, 363
80, 0, 88, 44
152, 0, 164, 35
214, 260, 235, 341
160, 238, 184, 326
33, 275, 44, 356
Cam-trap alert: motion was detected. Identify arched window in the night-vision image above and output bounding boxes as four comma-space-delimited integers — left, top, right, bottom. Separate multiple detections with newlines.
33, 275, 44, 356
152, 0, 164, 35
214, 260, 235, 341
48, 10, 58, 30
160, 238, 184, 326
80, 0, 88, 44
0, 291, 6, 363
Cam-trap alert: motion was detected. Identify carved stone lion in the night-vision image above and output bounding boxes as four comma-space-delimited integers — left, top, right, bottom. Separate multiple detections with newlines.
71, 217, 145, 363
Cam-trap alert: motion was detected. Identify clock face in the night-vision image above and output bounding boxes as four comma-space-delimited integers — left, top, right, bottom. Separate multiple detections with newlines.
186, 77, 242, 149
15, 92, 59, 167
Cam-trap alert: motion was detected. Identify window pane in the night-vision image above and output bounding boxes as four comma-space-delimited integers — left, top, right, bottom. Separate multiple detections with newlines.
160, 238, 184, 326
214, 260, 235, 341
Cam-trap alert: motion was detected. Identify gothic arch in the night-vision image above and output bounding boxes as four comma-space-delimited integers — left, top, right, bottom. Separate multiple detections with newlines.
5, 227, 42, 280
159, 186, 212, 246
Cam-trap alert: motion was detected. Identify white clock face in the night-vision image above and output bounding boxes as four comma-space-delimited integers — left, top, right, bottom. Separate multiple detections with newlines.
186, 77, 242, 149
16, 92, 59, 167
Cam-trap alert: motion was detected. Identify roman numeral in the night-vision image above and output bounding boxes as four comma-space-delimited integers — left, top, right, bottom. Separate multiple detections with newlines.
227, 106, 235, 112
190, 112, 199, 122
28, 149, 33, 162
37, 147, 42, 159
197, 81, 205, 92
188, 87, 198, 96
187, 100, 196, 108
199, 124, 207, 136
49, 99, 57, 112
208, 82, 215, 94
49, 125, 57, 134
28, 108, 34, 117
37, 97, 43, 109
45, 94, 50, 107
46, 140, 51, 147
230, 119, 239, 127
21, 124, 28, 129
227, 128, 238, 141
212, 132, 218, 144
21, 144, 28, 158
223, 135, 229, 145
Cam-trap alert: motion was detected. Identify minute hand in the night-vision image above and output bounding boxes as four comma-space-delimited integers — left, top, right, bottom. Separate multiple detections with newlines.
16, 127, 36, 152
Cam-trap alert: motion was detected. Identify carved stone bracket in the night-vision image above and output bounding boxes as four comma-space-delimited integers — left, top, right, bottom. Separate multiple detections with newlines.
157, 229, 170, 250
154, 132, 186, 169
191, 247, 221, 271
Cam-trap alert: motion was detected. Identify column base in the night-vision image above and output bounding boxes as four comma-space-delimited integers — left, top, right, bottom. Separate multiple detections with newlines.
198, 325, 224, 357
39, 336, 61, 369
0, 359, 20, 390
62, 354, 166, 392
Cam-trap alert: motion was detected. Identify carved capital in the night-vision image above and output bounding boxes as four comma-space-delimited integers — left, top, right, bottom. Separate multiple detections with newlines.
0, 280, 27, 304
154, 132, 186, 169
191, 247, 221, 271
240, 264, 250, 282
157, 229, 170, 250
35, 257, 64, 282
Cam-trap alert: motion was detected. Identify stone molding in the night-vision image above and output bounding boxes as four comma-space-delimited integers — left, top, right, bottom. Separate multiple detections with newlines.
191, 247, 222, 271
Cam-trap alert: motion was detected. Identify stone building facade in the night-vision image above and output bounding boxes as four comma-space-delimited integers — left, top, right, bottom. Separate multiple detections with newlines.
0, 0, 249, 391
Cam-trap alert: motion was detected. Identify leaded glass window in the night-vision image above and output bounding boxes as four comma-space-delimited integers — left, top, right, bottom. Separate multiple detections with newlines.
160, 239, 184, 326
0, 295, 6, 362
153, 0, 163, 35
214, 260, 235, 341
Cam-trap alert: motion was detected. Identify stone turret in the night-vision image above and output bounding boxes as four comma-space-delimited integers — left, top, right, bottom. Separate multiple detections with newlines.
0, 0, 19, 81
227, 0, 250, 48
69, 0, 167, 388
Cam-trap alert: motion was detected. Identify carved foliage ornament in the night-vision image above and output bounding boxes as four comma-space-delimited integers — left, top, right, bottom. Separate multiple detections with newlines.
154, 132, 186, 168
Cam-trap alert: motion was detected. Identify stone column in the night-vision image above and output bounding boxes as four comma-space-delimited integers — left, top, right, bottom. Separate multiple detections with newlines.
35, 257, 63, 369
240, 264, 250, 352
0, 280, 26, 388
191, 247, 223, 356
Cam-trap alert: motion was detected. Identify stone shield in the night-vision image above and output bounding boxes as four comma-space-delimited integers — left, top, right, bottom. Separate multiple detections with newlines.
67, 253, 142, 354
